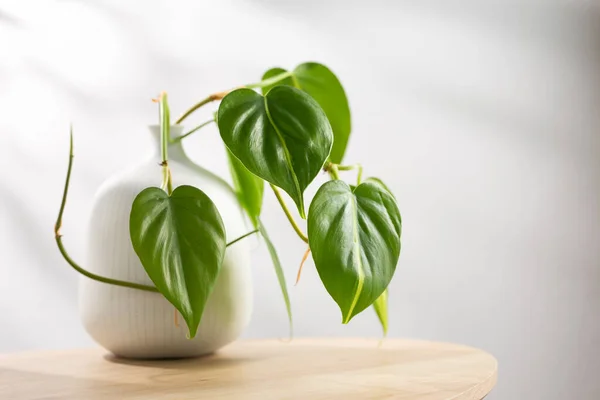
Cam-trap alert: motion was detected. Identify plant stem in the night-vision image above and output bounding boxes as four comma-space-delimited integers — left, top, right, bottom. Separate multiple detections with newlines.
160, 93, 170, 163
172, 119, 215, 143
328, 164, 340, 180
246, 71, 294, 89
176, 71, 294, 124
159, 92, 173, 195
55, 237, 159, 292
54, 127, 159, 293
166, 168, 173, 194
337, 163, 363, 185
295, 247, 311, 285
226, 229, 259, 247
176, 91, 228, 125
325, 162, 363, 184
270, 184, 309, 243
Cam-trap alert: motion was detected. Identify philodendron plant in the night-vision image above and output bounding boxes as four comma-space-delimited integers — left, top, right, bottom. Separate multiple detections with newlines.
54, 62, 402, 338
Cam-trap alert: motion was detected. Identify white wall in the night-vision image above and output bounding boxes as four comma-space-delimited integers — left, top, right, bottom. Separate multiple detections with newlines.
0, 0, 598, 398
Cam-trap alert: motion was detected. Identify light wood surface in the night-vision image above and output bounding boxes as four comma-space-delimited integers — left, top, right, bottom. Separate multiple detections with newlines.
0, 338, 497, 400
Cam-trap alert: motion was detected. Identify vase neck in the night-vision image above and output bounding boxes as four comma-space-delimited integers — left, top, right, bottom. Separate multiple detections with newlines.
148, 125, 189, 162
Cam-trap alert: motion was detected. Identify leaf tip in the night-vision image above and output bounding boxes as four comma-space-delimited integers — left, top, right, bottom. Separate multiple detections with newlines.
299, 206, 306, 220
186, 324, 199, 340
380, 323, 389, 338
287, 320, 294, 342
342, 312, 353, 325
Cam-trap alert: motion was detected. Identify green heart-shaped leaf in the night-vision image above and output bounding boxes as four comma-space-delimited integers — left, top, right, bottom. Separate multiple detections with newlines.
364, 177, 394, 197
218, 86, 333, 218
129, 185, 226, 338
261, 67, 296, 94
373, 289, 389, 336
226, 148, 264, 228
261, 67, 302, 94
261, 62, 351, 164
307, 179, 401, 323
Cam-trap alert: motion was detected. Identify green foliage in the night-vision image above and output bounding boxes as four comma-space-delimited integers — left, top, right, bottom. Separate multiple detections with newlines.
261, 62, 351, 164
218, 86, 333, 218
307, 179, 401, 323
226, 148, 264, 228
260, 67, 296, 93
56, 62, 404, 339
258, 219, 293, 335
373, 290, 389, 336
364, 177, 395, 198
129, 185, 226, 338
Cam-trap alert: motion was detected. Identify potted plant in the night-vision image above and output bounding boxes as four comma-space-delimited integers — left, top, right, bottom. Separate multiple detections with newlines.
54, 62, 402, 359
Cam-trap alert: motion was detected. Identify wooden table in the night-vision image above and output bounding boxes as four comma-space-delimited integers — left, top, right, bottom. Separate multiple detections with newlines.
0, 338, 497, 399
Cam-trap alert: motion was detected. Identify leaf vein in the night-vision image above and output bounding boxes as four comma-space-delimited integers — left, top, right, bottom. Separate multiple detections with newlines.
263, 95, 304, 216
344, 193, 365, 323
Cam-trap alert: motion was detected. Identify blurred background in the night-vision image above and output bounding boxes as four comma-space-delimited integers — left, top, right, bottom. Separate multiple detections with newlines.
1, 0, 599, 398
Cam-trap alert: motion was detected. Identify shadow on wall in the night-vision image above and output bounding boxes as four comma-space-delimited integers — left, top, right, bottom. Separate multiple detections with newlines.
0, 9, 22, 27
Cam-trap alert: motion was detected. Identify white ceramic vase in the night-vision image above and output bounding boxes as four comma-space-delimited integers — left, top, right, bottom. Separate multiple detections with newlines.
80, 125, 253, 359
